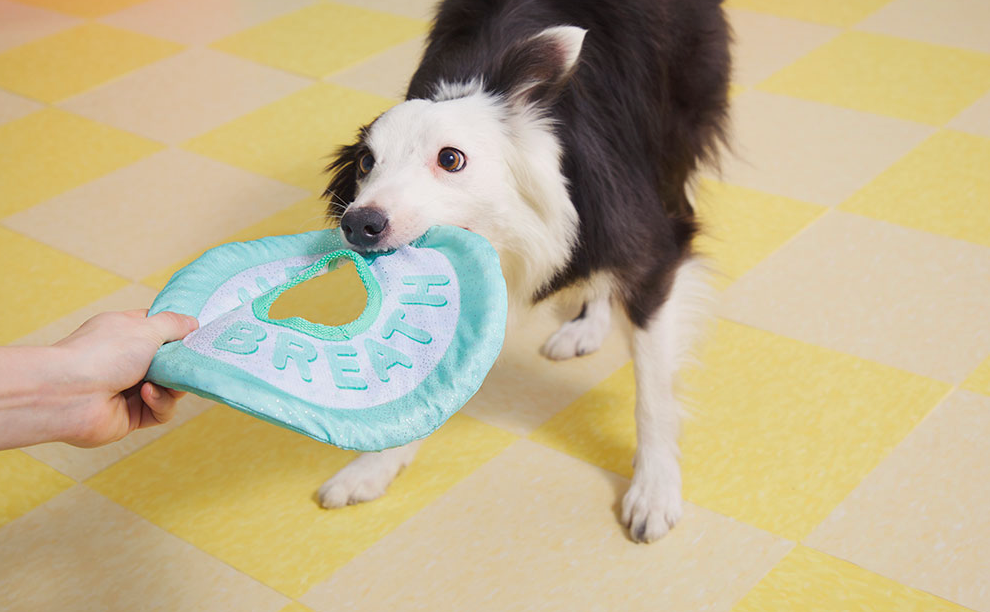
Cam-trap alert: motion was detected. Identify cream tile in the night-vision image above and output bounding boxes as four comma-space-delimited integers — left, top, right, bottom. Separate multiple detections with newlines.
949, 91, 990, 139
715, 90, 933, 206
964, 355, 990, 397
22, 395, 214, 482
857, 0, 990, 54
11, 0, 149, 18
301, 440, 792, 612
0, 486, 289, 612
720, 210, 990, 383
100, 0, 318, 45
727, 9, 839, 87
806, 390, 990, 612
461, 303, 630, 436
325, 36, 424, 100
724, 0, 891, 27
60, 48, 312, 145
4, 149, 309, 281
0, 451, 74, 526
88, 407, 515, 598
332, 0, 438, 21
733, 546, 972, 612
0, 89, 41, 125
0, 0, 80, 52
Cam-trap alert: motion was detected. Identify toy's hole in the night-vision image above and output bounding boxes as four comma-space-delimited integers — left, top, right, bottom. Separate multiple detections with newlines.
268, 259, 367, 327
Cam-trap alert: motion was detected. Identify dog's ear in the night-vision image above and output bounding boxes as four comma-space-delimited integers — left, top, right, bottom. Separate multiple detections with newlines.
492, 26, 586, 108
323, 141, 363, 224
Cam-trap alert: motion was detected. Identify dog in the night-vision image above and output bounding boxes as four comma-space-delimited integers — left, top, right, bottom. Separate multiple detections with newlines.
317, 0, 731, 543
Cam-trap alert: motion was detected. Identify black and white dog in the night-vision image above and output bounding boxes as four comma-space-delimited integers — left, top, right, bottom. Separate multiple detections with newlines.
319, 0, 731, 542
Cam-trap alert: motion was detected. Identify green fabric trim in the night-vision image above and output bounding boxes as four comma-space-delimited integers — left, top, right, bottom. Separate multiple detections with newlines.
251, 249, 382, 341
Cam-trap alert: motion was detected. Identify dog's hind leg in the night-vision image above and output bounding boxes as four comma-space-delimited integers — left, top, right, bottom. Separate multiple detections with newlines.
540, 295, 612, 360
622, 257, 711, 542
318, 440, 422, 508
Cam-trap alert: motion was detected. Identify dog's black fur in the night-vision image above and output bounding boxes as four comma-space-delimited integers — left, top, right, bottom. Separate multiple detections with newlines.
327, 0, 731, 328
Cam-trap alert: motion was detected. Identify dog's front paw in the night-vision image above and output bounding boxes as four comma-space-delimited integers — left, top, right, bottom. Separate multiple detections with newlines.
621, 474, 683, 543
318, 457, 393, 508
540, 317, 608, 361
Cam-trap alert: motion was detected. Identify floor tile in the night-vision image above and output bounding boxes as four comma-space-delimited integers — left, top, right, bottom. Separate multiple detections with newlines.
4, 149, 309, 281
0, 0, 80, 53
88, 407, 515, 597
720, 211, 990, 383
0, 486, 289, 612
724, 0, 891, 26
301, 440, 792, 612
280, 604, 316, 612
11, 0, 149, 18
0, 451, 74, 526
949, 90, 990, 138
325, 35, 424, 100
0, 23, 183, 103
857, 0, 990, 54
211, 2, 426, 79
840, 130, 990, 248
60, 48, 312, 145
733, 546, 971, 612
726, 9, 839, 87
100, 0, 318, 45
0, 89, 41, 125
332, 0, 437, 21
0, 108, 163, 216
184, 83, 395, 194
758, 31, 990, 125
0, 227, 128, 344
693, 179, 826, 290
714, 90, 933, 205
531, 320, 951, 541
806, 390, 990, 612
964, 356, 990, 397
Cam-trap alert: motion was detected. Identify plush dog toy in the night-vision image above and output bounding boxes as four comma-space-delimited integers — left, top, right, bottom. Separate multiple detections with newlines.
147, 226, 507, 451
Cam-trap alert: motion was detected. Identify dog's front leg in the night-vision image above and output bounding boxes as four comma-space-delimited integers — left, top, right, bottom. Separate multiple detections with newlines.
318, 440, 422, 508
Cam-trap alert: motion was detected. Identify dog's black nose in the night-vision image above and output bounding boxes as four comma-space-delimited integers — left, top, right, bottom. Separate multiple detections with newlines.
340, 207, 389, 248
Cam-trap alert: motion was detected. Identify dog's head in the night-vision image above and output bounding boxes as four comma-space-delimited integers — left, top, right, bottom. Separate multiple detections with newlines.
324, 26, 586, 297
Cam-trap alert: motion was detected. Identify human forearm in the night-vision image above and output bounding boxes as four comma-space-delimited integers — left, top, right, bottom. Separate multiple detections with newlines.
0, 346, 79, 450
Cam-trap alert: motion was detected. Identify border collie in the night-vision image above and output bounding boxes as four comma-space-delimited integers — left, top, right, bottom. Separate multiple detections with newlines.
318, 0, 731, 542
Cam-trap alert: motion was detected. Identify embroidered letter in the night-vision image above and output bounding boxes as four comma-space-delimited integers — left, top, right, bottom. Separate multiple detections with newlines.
398, 275, 449, 307
326, 345, 368, 390
272, 333, 318, 382
213, 321, 267, 355
364, 338, 413, 382
381, 308, 432, 344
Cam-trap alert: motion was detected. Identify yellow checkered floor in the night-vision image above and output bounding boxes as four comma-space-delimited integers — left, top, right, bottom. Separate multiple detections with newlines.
2, 0, 989, 610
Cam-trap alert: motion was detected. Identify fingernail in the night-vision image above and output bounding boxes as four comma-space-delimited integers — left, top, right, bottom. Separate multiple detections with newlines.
150, 386, 162, 400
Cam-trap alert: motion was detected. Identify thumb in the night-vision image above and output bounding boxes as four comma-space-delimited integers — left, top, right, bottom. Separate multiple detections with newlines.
145, 311, 199, 344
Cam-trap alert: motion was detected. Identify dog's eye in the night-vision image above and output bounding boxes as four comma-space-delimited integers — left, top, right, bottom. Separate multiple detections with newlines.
357, 152, 375, 176
437, 147, 466, 173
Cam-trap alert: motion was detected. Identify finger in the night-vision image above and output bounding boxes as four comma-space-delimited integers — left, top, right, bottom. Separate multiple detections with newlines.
145, 311, 199, 344
140, 382, 179, 426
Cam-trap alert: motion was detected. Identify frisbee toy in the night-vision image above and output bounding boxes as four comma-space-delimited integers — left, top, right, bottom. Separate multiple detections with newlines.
146, 226, 507, 451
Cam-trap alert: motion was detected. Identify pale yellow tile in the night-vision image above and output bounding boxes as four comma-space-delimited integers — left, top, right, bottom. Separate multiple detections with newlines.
0, 227, 128, 344
462, 303, 631, 436
725, 0, 891, 26
100, 0, 319, 46
721, 211, 990, 383
279, 604, 316, 612
302, 440, 792, 612
11, 0, 149, 18
325, 36, 425, 100
0, 89, 41, 125
0, 0, 80, 53
857, 0, 990, 54
807, 390, 990, 612
88, 407, 515, 597
5, 149, 309, 281
332, 0, 437, 21
758, 31, 990, 126
141, 196, 330, 291
211, 2, 426, 79
732, 546, 972, 612
60, 48, 312, 145
531, 320, 951, 541
0, 451, 73, 526
963, 355, 990, 397
840, 130, 990, 248
0, 108, 164, 216
184, 83, 395, 194
11, 284, 159, 346
0, 486, 289, 612
949, 90, 990, 138
694, 179, 826, 290
715, 90, 933, 206
0, 23, 183, 103
22, 395, 214, 482
727, 9, 840, 87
